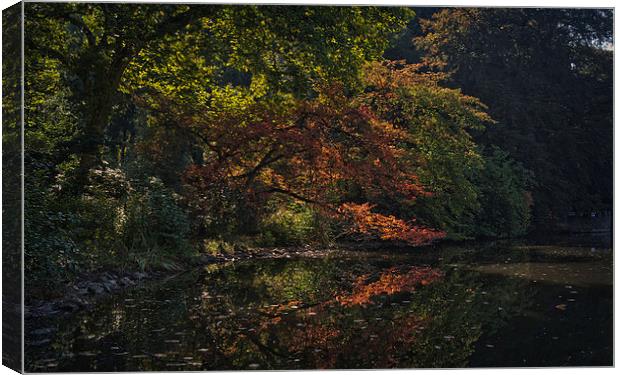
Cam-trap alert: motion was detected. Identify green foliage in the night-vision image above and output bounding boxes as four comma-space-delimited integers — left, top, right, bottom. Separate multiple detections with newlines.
257, 202, 316, 246
400, 83, 487, 238
415, 8, 613, 223
474, 148, 532, 238
24, 185, 81, 289
24, 165, 193, 294
120, 177, 191, 261
202, 239, 236, 256
361, 63, 491, 239
24, 169, 122, 295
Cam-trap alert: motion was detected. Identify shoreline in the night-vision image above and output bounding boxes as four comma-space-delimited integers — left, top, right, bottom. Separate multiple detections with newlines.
24, 245, 341, 320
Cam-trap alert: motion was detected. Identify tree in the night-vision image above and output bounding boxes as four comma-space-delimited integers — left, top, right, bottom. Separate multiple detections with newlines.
149, 82, 444, 245
360, 61, 493, 238
415, 8, 613, 225
25, 3, 414, 190
25, 3, 216, 187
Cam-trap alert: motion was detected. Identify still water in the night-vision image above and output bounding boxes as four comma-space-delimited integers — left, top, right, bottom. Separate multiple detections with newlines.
26, 235, 613, 371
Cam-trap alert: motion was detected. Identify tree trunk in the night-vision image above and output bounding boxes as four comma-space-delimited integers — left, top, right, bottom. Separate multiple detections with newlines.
71, 56, 129, 193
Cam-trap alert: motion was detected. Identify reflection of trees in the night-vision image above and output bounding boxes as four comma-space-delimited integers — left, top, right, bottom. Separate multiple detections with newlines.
336, 266, 442, 306
27, 257, 534, 370
188, 260, 533, 369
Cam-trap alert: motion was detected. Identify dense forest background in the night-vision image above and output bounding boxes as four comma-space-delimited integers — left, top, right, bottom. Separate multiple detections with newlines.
5, 4, 612, 297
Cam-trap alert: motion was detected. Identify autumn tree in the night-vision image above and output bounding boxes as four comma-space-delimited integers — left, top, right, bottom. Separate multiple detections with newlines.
21, 3, 420, 286
359, 61, 493, 238
146, 82, 445, 245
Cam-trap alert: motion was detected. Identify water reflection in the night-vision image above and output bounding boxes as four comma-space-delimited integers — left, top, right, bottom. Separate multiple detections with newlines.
26, 239, 612, 371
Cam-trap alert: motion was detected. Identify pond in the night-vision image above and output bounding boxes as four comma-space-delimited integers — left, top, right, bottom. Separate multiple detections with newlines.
25, 235, 613, 371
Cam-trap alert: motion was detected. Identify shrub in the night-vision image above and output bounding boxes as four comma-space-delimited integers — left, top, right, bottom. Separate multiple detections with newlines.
120, 177, 192, 265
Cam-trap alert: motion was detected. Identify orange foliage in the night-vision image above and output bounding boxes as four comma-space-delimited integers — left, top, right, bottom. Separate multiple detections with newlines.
338, 203, 445, 246
177, 85, 431, 205
144, 67, 449, 246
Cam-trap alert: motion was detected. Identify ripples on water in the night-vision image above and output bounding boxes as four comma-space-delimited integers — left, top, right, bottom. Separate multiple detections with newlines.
25, 235, 612, 371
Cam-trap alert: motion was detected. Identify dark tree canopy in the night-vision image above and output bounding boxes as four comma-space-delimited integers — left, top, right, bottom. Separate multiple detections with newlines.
414, 8, 613, 223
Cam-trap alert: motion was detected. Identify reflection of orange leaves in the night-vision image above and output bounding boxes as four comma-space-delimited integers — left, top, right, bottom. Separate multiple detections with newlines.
336, 266, 443, 306
289, 322, 341, 350
278, 318, 341, 369
338, 203, 446, 246
260, 300, 304, 315
376, 315, 427, 367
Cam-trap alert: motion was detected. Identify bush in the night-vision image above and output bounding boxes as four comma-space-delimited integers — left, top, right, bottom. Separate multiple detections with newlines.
120, 177, 192, 268
25, 162, 196, 294
24, 166, 122, 296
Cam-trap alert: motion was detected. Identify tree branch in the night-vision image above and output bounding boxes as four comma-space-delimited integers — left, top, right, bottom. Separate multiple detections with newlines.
265, 187, 319, 205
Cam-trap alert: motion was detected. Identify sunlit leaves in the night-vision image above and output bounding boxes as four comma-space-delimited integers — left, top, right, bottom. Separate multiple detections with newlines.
337, 203, 445, 246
